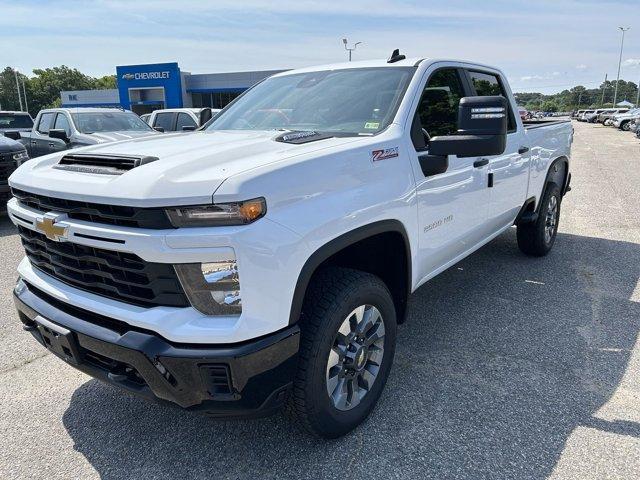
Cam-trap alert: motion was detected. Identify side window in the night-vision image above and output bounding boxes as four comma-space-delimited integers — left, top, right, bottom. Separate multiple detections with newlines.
153, 112, 175, 131
414, 69, 466, 143
53, 113, 72, 136
468, 71, 516, 132
176, 112, 197, 130
37, 113, 55, 134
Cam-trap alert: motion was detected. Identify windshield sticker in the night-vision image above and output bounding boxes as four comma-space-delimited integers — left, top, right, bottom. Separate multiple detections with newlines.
364, 122, 380, 130
371, 147, 399, 162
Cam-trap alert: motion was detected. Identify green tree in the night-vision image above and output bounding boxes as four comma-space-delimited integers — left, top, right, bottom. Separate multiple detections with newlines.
541, 100, 559, 112
93, 75, 117, 89
27, 65, 95, 115
0, 67, 29, 111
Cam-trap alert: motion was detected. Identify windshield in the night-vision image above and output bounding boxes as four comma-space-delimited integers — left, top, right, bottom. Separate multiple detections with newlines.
0, 114, 33, 129
206, 67, 415, 136
71, 112, 153, 133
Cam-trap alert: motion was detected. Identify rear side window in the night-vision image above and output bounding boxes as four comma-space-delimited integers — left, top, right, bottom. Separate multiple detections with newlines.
153, 112, 175, 131
414, 68, 466, 138
468, 71, 516, 132
176, 112, 197, 130
37, 113, 55, 134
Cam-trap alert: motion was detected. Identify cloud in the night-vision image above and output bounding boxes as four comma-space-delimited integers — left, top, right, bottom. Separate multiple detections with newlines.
520, 72, 561, 82
622, 59, 640, 68
575, 64, 588, 70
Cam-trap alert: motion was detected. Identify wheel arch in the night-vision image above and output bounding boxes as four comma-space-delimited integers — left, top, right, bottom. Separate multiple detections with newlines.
537, 155, 570, 212
289, 220, 412, 326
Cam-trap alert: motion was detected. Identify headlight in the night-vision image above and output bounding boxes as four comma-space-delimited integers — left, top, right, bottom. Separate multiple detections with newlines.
166, 198, 266, 227
12, 150, 29, 165
174, 259, 241, 316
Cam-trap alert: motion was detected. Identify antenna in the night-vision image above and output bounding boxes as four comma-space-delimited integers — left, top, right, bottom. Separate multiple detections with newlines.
387, 49, 406, 63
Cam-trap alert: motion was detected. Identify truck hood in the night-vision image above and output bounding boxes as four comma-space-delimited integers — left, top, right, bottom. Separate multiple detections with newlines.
9, 130, 364, 207
78, 130, 161, 144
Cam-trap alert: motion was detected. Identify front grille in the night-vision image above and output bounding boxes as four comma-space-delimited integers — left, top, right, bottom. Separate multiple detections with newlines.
0, 154, 18, 184
11, 188, 174, 229
18, 226, 189, 308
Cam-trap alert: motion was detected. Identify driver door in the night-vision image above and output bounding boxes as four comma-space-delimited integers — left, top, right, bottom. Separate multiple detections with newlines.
408, 66, 491, 281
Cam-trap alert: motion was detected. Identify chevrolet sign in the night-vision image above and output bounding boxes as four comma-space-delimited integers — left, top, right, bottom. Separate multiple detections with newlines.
121, 71, 170, 81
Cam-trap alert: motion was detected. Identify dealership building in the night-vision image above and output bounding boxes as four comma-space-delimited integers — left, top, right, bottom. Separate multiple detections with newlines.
61, 62, 286, 115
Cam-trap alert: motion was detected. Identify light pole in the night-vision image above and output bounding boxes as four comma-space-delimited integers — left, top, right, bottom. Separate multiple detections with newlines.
342, 38, 362, 62
613, 26, 630, 106
14, 68, 23, 111
600, 73, 608, 106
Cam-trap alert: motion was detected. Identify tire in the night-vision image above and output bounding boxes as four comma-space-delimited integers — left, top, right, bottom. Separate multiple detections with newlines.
517, 182, 562, 257
621, 121, 631, 131
287, 267, 397, 438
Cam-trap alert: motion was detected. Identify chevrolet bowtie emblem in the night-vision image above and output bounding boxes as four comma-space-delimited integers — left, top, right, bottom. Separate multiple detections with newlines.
36, 214, 68, 242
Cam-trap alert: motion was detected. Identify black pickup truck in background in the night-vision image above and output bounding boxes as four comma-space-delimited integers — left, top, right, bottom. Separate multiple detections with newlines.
5, 107, 160, 158
0, 135, 28, 210
0, 111, 34, 137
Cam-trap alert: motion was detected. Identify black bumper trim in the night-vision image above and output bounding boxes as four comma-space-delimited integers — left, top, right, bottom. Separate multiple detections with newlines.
14, 282, 300, 418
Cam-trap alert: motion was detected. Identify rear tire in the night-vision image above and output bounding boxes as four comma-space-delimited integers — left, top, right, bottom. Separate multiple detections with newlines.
517, 182, 561, 257
287, 267, 397, 438
621, 121, 631, 131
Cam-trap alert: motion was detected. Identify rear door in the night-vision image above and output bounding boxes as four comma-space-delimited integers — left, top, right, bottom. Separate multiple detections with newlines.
152, 112, 176, 132
465, 69, 530, 230
410, 65, 492, 279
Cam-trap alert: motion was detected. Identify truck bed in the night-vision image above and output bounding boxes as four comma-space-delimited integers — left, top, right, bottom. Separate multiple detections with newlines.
523, 118, 571, 129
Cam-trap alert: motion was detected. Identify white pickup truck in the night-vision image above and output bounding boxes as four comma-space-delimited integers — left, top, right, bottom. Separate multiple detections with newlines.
8, 54, 572, 438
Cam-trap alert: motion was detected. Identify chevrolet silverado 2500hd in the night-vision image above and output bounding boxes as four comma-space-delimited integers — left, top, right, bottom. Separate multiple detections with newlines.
5, 108, 159, 158
8, 55, 572, 438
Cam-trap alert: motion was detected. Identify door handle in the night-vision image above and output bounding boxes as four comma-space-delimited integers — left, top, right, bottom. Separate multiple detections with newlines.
518, 146, 529, 154
30, 140, 37, 144
48, 142, 55, 147
473, 158, 489, 168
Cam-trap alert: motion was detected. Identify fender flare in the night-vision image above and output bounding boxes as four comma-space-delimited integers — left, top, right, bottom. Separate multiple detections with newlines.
537, 156, 569, 213
288, 219, 412, 325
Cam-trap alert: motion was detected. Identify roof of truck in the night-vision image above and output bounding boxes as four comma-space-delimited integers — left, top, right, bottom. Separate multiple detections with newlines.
0, 111, 31, 115
271, 57, 502, 77
40, 107, 130, 114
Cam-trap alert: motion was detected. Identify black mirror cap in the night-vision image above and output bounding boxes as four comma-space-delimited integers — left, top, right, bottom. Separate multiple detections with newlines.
429, 134, 506, 158
458, 95, 508, 136
153, 126, 165, 133
4, 131, 21, 141
199, 108, 213, 126
48, 129, 69, 142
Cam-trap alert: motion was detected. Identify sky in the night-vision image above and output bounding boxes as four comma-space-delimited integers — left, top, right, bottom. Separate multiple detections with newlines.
1, 0, 639, 94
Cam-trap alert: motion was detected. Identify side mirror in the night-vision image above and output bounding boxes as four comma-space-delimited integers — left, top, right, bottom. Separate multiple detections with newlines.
153, 126, 165, 133
48, 129, 69, 142
4, 131, 21, 141
199, 108, 213, 126
181, 125, 197, 131
428, 96, 508, 158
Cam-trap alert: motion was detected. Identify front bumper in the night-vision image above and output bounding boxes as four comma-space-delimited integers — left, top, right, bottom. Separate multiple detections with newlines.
14, 280, 300, 418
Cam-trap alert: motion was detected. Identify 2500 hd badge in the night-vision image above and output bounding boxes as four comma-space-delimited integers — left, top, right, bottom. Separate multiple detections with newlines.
8, 53, 571, 438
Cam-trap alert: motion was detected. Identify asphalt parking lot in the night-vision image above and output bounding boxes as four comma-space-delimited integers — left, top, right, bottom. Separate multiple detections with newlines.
0, 120, 639, 480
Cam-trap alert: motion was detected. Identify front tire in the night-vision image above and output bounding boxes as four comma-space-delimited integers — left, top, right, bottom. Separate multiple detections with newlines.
287, 267, 397, 438
621, 121, 631, 131
517, 182, 562, 257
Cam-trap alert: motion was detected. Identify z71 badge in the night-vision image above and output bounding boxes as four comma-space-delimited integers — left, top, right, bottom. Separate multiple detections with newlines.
371, 147, 399, 162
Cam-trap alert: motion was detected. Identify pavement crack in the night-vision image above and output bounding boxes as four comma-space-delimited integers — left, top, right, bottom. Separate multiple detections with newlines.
0, 351, 51, 376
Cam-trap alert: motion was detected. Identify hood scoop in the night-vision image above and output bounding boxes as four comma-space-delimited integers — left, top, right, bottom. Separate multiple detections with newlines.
53, 153, 159, 175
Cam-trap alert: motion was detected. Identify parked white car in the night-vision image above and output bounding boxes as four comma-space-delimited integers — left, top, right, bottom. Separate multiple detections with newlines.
8, 54, 572, 438
611, 108, 640, 131
147, 108, 220, 132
